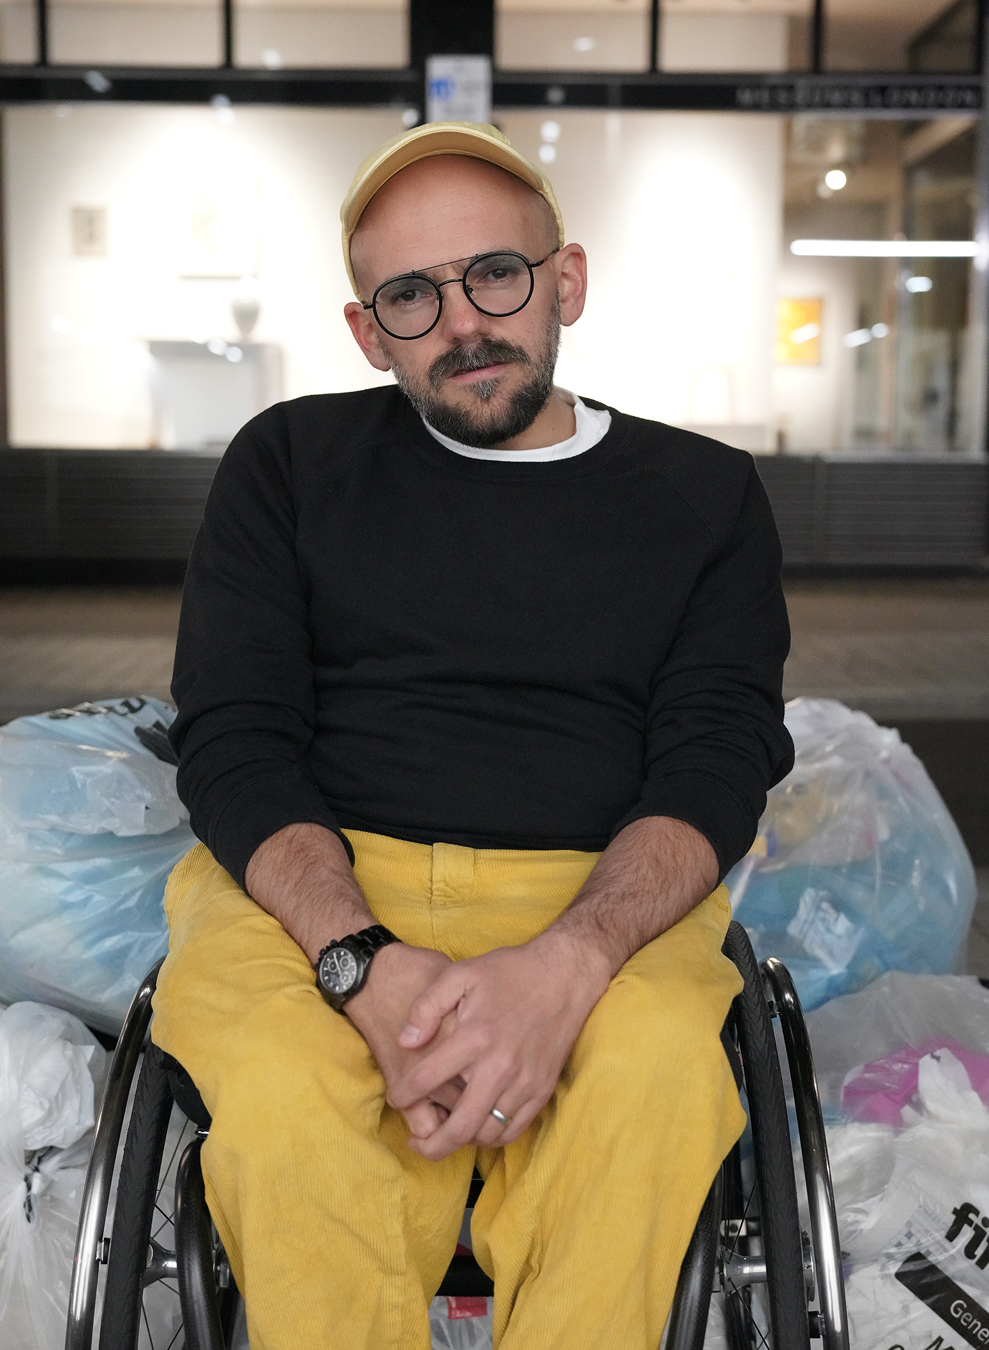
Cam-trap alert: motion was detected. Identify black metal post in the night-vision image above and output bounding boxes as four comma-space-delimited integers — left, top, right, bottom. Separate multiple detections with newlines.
976, 0, 989, 454
811, 0, 825, 73
409, 0, 494, 122
35, 0, 48, 66
649, 0, 660, 74
222, 0, 233, 68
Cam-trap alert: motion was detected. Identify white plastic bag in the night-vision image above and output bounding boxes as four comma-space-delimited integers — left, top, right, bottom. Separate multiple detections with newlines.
429, 1295, 493, 1349
806, 971, 989, 1120
823, 1051, 989, 1349
0, 1002, 107, 1350
798, 975, 989, 1348
725, 699, 976, 1011
0, 698, 195, 1032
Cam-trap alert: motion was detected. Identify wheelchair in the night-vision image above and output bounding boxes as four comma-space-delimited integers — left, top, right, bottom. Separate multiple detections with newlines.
65, 921, 850, 1350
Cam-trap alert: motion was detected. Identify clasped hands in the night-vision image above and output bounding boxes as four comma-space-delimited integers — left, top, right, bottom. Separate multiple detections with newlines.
345, 932, 611, 1161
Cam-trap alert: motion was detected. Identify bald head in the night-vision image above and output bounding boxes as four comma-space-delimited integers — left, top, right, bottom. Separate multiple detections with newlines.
349, 154, 559, 301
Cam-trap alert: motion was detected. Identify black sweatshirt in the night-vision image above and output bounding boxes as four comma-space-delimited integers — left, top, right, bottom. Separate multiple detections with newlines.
170, 387, 793, 890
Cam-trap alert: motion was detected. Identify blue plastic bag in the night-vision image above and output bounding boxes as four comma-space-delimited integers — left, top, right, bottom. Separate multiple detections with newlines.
725, 699, 976, 1012
0, 698, 194, 1033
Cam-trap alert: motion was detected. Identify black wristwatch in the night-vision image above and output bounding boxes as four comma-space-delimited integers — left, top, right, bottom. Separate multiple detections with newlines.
314, 924, 399, 1012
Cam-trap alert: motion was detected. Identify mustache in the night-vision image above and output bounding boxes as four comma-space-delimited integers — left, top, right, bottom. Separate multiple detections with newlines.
428, 339, 532, 390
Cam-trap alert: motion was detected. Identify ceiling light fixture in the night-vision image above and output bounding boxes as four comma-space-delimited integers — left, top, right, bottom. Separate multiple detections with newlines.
791, 240, 976, 257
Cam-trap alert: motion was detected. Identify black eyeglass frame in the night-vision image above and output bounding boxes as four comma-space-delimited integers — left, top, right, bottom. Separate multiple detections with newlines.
362, 249, 559, 341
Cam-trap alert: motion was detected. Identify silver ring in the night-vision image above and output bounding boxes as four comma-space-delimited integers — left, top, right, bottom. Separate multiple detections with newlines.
490, 1107, 509, 1124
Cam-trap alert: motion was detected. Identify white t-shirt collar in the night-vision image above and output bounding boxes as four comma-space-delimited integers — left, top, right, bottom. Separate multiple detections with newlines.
423, 390, 612, 462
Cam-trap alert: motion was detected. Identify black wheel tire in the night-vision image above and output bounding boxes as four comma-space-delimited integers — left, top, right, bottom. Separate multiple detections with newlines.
98, 1043, 239, 1350
722, 922, 809, 1350
99, 1043, 177, 1350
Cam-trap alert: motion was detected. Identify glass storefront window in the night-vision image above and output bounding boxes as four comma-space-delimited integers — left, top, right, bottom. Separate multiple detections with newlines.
660, 0, 812, 73
3, 103, 983, 457
495, 0, 812, 73
0, 0, 35, 63
825, 0, 971, 72
4, 104, 405, 449
49, 0, 223, 66
497, 0, 653, 73
778, 115, 978, 453
908, 0, 980, 73
235, 0, 408, 70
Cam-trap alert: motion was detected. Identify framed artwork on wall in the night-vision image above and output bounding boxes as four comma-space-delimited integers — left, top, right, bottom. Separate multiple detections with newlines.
180, 177, 259, 278
776, 298, 822, 366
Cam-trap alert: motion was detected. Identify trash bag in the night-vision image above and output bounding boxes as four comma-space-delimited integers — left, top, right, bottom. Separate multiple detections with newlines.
0, 1002, 107, 1350
429, 1296, 493, 1349
0, 698, 196, 1033
725, 698, 976, 1011
800, 974, 989, 1349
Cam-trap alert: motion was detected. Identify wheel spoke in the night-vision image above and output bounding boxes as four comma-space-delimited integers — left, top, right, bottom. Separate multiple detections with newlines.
156, 1118, 192, 1206
725, 1282, 772, 1350
141, 1295, 155, 1350
726, 1181, 755, 1264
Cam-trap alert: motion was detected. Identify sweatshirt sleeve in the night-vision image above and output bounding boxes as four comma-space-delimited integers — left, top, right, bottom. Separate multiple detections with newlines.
168, 406, 353, 889
611, 461, 793, 880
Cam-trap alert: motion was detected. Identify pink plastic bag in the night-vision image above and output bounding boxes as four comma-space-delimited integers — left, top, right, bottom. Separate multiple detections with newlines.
843, 1039, 989, 1125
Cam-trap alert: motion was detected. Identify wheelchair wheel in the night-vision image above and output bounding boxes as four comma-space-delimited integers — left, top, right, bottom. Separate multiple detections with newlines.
719, 922, 809, 1350
98, 1043, 240, 1350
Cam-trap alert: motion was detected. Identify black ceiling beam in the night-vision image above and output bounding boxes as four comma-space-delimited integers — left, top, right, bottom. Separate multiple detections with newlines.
0, 66, 978, 116
410, 0, 493, 68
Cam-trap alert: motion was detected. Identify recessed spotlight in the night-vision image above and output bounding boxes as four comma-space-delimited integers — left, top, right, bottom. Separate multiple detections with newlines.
538, 144, 557, 164
905, 275, 933, 293
261, 48, 282, 69
824, 168, 847, 191
540, 120, 561, 143
573, 36, 596, 52
871, 322, 890, 337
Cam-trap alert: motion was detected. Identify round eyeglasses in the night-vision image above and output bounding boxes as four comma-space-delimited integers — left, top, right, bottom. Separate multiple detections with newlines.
363, 250, 558, 341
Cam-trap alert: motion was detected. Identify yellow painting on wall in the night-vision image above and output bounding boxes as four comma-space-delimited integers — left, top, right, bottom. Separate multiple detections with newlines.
776, 298, 822, 366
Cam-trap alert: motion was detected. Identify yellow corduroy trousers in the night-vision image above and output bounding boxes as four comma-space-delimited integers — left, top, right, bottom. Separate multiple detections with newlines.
152, 830, 746, 1350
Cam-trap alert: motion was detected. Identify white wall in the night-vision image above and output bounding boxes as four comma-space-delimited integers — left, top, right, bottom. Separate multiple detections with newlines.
501, 110, 784, 446
5, 105, 404, 448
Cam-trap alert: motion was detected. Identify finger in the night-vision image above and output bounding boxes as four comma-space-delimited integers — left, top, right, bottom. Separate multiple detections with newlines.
388, 1036, 481, 1110
467, 1081, 542, 1149
399, 970, 467, 1049
488, 1097, 544, 1147
402, 1098, 445, 1139
429, 1079, 464, 1113
409, 1074, 512, 1161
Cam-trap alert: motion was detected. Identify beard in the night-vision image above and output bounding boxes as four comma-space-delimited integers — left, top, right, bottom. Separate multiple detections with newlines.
389, 301, 561, 449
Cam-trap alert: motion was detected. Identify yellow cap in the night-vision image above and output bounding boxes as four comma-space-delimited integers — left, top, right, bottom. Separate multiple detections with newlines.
340, 121, 565, 296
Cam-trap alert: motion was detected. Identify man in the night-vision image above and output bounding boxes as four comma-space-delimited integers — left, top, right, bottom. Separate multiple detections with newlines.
154, 121, 792, 1350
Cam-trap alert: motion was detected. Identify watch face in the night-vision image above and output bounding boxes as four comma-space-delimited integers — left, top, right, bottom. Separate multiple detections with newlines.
319, 947, 359, 996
